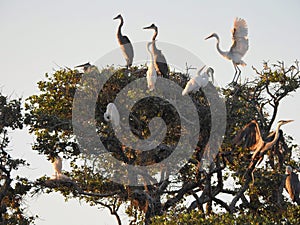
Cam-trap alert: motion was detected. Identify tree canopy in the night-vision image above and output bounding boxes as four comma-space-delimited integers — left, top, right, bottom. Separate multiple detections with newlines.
1, 60, 300, 225
0, 94, 36, 224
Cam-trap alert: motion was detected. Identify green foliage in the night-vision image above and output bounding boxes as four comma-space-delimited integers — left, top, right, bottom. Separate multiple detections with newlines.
0, 93, 36, 224
25, 69, 82, 158
24, 61, 300, 225
152, 206, 300, 225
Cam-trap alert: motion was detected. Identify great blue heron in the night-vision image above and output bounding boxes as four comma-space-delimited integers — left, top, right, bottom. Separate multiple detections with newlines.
285, 165, 300, 204
205, 18, 249, 83
143, 24, 169, 78
182, 66, 214, 96
104, 103, 120, 127
75, 62, 99, 73
146, 42, 157, 91
113, 14, 134, 69
233, 120, 293, 168
52, 156, 62, 179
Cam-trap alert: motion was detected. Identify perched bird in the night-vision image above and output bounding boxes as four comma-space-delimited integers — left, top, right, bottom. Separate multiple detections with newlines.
104, 103, 120, 127
205, 18, 249, 83
182, 66, 214, 96
146, 42, 157, 91
143, 24, 169, 78
233, 120, 293, 168
285, 165, 300, 204
113, 14, 134, 69
75, 62, 99, 73
52, 156, 62, 179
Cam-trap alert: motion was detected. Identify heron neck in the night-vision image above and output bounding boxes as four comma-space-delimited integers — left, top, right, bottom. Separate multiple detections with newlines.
117, 18, 124, 37
215, 36, 227, 58
152, 28, 158, 41
151, 40, 158, 53
269, 123, 281, 145
147, 43, 154, 62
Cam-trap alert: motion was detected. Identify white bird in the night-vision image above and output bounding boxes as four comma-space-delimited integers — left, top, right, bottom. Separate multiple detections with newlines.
52, 156, 62, 179
113, 14, 134, 69
146, 42, 157, 91
205, 18, 249, 83
104, 103, 120, 127
182, 66, 214, 96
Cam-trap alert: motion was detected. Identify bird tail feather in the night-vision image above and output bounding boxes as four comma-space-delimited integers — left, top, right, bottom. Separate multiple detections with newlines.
241, 60, 247, 67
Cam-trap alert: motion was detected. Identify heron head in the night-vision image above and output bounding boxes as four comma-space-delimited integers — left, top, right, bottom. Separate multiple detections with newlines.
143, 24, 157, 31
286, 165, 293, 174
205, 33, 218, 40
278, 120, 294, 126
51, 155, 62, 163
113, 14, 122, 20
196, 65, 206, 76
206, 67, 214, 76
75, 62, 91, 72
206, 67, 215, 83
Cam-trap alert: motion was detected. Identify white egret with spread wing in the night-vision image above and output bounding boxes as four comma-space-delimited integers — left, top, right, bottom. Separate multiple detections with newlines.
205, 18, 249, 83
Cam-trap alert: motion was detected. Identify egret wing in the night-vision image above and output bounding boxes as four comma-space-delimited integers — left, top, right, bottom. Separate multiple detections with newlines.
232, 18, 248, 38
230, 18, 249, 57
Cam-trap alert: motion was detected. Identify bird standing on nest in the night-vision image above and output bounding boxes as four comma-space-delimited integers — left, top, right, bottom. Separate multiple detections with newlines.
285, 165, 300, 204
113, 14, 134, 69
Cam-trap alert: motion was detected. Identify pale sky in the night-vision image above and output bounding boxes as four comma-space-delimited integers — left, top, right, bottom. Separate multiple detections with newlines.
1, 0, 300, 224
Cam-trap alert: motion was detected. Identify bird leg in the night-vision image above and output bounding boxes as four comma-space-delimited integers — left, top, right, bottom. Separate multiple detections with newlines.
235, 66, 241, 83
231, 64, 238, 84
232, 64, 241, 84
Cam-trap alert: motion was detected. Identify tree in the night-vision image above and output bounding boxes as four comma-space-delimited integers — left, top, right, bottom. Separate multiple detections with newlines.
24, 60, 300, 225
0, 93, 36, 224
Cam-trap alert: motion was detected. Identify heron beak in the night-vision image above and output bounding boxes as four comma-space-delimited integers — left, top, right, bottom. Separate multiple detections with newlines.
205, 34, 213, 40
285, 120, 294, 124
143, 23, 155, 29
113, 15, 119, 20
75, 62, 90, 68
199, 65, 206, 73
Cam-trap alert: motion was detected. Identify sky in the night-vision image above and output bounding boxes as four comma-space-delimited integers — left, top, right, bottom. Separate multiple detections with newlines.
1, 0, 300, 224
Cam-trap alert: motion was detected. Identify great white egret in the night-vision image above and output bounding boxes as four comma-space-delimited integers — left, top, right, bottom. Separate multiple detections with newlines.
205, 18, 249, 83
104, 103, 120, 127
52, 156, 62, 179
113, 14, 134, 69
285, 165, 300, 204
233, 120, 293, 168
182, 66, 214, 96
143, 24, 169, 78
146, 42, 157, 91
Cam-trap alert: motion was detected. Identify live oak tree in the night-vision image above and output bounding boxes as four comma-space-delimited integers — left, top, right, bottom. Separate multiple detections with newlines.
0, 94, 36, 224
24, 60, 300, 225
